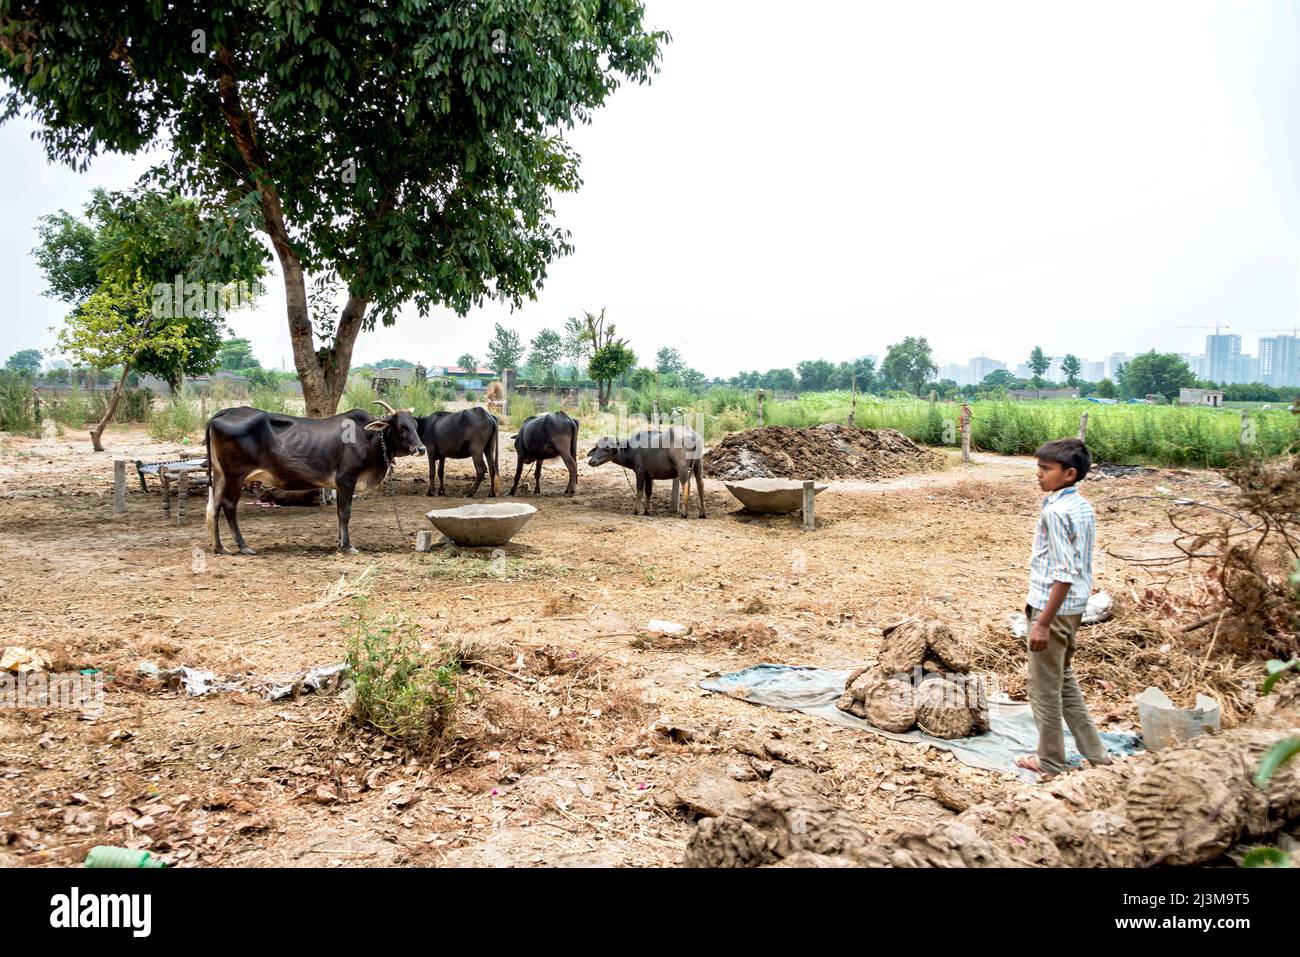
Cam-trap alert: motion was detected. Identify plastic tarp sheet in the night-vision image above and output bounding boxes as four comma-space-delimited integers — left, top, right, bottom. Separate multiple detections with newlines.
700, 664, 1142, 781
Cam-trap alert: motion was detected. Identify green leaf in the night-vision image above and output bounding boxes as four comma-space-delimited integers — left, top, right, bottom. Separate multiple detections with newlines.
1261, 659, 1300, 696
1241, 847, 1291, 868
1255, 737, 1300, 788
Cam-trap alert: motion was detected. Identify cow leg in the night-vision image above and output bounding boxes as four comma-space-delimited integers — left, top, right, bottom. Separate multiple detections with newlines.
426, 451, 438, 496
225, 495, 255, 555
207, 474, 226, 554
468, 451, 487, 497
678, 465, 691, 518
219, 476, 254, 555
633, 470, 645, 515
437, 458, 447, 496
557, 445, 578, 497
533, 459, 543, 495
509, 456, 526, 496
694, 460, 707, 518
336, 481, 358, 554
643, 477, 654, 516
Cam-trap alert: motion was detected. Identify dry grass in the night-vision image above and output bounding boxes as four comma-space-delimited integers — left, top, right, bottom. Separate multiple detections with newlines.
964, 594, 1261, 725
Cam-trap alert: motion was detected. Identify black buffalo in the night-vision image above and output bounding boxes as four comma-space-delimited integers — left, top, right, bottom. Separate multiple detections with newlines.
204, 400, 425, 555
509, 411, 579, 496
587, 426, 706, 518
417, 407, 500, 497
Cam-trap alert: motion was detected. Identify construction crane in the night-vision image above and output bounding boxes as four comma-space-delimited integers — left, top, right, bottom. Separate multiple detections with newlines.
1174, 323, 1231, 334
1251, 326, 1300, 336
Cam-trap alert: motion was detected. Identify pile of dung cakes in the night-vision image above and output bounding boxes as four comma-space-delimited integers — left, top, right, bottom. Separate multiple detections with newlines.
702, 425, 944, 481
836, 618, 990, 739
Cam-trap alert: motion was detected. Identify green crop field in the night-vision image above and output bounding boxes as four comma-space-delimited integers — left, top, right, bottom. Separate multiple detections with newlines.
622, 388, 1298, 469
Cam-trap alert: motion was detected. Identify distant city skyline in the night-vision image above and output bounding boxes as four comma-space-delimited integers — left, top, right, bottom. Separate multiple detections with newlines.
935, 331, 1300, 388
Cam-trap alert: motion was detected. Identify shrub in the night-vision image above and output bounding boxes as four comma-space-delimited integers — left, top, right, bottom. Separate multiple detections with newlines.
0, 372, 36, 435
398, 379, 442, 417
250, 386, 288, 413
506, 392, 539, 429
345, 601, 464, 750
147, 393, 201, 441
340, 376, 375, 414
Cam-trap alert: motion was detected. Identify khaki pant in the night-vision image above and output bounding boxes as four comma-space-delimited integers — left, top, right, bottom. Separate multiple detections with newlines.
1025, 605, 1109, 774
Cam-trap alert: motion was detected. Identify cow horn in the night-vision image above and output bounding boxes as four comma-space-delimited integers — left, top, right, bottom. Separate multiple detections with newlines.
371, 399, 397, 417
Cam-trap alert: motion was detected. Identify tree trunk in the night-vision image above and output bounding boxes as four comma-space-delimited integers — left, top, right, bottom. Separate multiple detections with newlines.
283, 275, 368, 418
90, 362, 133, 453
216, 46, 370, 420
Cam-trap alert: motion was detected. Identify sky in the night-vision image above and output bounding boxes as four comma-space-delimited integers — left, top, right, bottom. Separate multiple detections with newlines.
4, 0, 1300, 377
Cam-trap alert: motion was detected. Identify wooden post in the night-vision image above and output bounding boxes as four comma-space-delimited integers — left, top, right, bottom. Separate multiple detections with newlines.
177, 469, 188, 526
113, 459, 127, 514
802, 480, 815, 531
1077, 412, 1088, 442
756, 389, 765, 429
848, 375, 857, 427
671, 476, 680, 514
959, 403, 972, 464
162, 471, 171, 520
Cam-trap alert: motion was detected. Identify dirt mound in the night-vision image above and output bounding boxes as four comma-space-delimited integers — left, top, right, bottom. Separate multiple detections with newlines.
703, 425, 944, 481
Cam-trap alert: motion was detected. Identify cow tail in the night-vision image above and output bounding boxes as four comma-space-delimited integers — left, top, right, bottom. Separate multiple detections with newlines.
204, 413, 216, 543
570, 416, 578, 463
489, 415, 500, 495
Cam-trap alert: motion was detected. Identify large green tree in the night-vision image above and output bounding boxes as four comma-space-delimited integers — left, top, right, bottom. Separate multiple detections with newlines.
5, 349, 42, 374
881, 337, 937, 395
581, 308, 633, 409
655, 346, 684, 377
485, 323, 525, 376
1060, 353, 1082, 387
527, 327, 563, 389
1027, 346, 1051, 386
1119, 351, 1194, 401
1, 2, 668, 416
34, 187, 264, 448
562, 315, 590, 386
218, 336, 261, 371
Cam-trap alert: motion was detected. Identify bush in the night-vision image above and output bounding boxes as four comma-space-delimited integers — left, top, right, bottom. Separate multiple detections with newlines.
397, 379, 443, 418
714, 406, 749, 434
506, 392, 539, 429
0, 372, 36, 435
250, 386, 288, 413
117, 388, 154, 422
147, 394, 201, 441
48, 388, 92, 428
340, 376, 375, 414
345, 601, 464, 750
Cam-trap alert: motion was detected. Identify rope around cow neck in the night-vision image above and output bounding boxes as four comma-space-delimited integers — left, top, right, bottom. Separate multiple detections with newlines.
378, 436, 405, 537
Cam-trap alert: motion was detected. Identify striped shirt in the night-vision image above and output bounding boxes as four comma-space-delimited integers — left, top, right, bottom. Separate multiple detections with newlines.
1026, 486, 1095, 615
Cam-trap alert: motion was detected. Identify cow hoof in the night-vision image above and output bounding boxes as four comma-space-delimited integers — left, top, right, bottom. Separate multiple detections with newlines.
340, 547, 359, 556
239, 546, 257, 556
426, 489, 436, 497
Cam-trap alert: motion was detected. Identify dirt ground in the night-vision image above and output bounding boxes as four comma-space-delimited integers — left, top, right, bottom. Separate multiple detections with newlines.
0, 424, 1240, 867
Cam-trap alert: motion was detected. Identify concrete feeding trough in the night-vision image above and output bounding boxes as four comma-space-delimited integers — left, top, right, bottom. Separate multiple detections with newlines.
425, 503, 537, 547
724, 478, 828, 515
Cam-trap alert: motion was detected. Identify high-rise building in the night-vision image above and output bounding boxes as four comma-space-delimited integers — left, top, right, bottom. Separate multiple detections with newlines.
1083, 361, 1105, 382
939, 363, 965, 385
968, 356, 1006, 383
1206, 334, 1242, 384
1260, 335, 1300, 388
1104, 353, 1128, 380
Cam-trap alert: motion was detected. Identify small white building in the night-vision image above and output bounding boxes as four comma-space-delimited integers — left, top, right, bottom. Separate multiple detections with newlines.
1179, 388, 1223, 408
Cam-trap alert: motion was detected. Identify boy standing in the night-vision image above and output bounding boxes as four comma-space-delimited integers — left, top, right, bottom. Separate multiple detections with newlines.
1015, 438, 1110, 776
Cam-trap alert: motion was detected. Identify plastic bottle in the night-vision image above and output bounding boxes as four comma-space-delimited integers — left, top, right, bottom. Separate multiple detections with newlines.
83, 846, 167, 868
